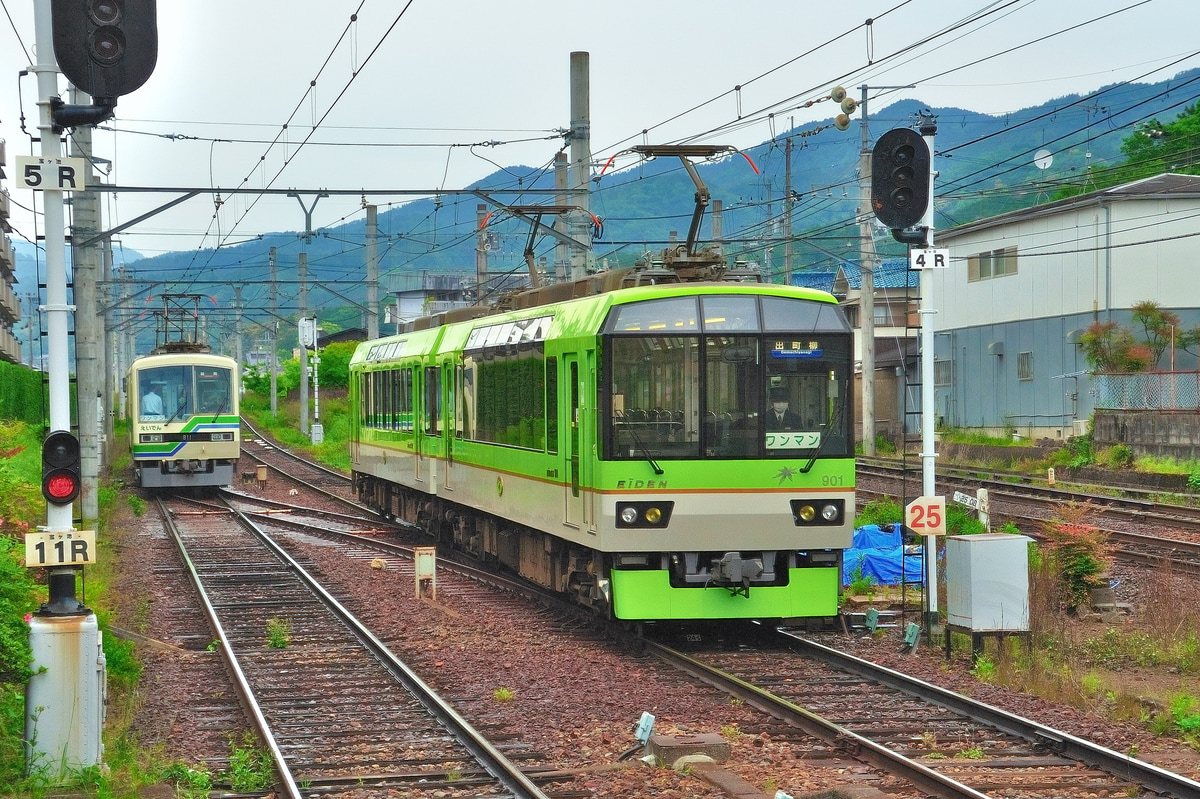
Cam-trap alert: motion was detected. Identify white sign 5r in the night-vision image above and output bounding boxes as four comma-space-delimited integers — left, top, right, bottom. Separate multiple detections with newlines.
905, 495, 947, 536
15, 155, 88, 191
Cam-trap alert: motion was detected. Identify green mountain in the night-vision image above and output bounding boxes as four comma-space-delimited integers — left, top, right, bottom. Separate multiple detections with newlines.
13, 67, 1200, 352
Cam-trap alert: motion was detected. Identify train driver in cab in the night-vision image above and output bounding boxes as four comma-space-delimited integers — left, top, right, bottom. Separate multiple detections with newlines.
766, 387, 804, 431
141, 383, 165, 419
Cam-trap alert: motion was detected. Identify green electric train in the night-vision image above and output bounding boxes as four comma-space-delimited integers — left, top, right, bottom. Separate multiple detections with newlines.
349, 278, 854, 622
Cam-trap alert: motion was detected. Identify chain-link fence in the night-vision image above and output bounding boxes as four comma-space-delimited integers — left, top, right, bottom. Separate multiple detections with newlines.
1093, 372, 1200, 410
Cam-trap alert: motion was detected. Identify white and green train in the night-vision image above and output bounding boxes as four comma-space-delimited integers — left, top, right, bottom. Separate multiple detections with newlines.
349, 279, 854, 622
126, 350, 240, 489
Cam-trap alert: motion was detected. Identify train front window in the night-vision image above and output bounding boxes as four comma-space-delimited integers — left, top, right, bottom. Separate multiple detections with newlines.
609, 336, 700, 459
139, 365, 193, 422
764, 337, 852, 458
138, 365, 234, 423
603, 294, 853, 461
196, 368, 233, 415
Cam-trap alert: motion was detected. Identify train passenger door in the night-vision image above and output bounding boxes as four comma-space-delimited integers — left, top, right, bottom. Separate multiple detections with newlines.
563, 352, 593, 531
441, 361, 458, 493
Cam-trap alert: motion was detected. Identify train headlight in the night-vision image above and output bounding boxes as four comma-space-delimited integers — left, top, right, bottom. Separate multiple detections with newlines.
211, 432, 233, 442
140, 433, 163, 443
615, 501, 674, 529
790, 499, 845, 526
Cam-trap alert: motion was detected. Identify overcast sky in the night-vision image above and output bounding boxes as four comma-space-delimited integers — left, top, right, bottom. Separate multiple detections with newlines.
2, 0, 1198, 260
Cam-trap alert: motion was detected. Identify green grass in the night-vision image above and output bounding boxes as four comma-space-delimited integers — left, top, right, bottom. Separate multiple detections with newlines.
241, 393, 351, 472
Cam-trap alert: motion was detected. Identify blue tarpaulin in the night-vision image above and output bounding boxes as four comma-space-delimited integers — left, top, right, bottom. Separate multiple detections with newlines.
843, 525, 924, 586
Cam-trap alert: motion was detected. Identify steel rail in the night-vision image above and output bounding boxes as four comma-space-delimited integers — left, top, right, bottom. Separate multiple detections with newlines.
218, 497, 552, 799
782, 632, 1200, 799
641, 638, 991, 799
156, 498, 305, 799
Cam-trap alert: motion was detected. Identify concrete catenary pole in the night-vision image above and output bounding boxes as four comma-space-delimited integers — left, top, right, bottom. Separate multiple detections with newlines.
554, 152, 569, 281
299, 252, 309, 436
269, 247, 278, 414
568, 52, 592, 278
365, 205, 379, 339
233, 285, 244, 370
475, 204, 489, 302
69, 90, 102, 525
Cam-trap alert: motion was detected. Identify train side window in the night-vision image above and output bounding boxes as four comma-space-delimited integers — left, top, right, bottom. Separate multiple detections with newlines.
546, 356, 558, 454
424, 367, 440, 435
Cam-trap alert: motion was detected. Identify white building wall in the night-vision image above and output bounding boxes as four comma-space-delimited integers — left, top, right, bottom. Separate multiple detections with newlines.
923, 186, 1200, 438
933, 196, 1200, 332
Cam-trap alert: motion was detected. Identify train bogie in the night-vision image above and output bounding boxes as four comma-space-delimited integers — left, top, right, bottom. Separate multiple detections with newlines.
350, 283, 855, 622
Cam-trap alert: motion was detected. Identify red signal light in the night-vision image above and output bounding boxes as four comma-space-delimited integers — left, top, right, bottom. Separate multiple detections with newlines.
42, 431, 81, 505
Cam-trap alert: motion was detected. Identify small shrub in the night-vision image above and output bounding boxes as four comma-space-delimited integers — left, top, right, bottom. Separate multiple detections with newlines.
854, 497, 903, 528
1039, 503, 1111, 608
265, 617, 292, 649
224, 732, 274, 791
1099, 444, 1134, 469
492, 687, 515, 702
971, 655, 997, 682
846, 565, 875, 597
161, 763, 213, 799
127, 494, 147, 516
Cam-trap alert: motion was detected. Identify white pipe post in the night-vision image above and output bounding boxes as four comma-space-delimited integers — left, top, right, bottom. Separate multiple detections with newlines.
918, 117, 940, 631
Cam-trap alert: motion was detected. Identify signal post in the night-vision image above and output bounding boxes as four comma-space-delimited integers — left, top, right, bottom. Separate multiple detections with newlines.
22, 0, 157, 778
870, 114, 944, 637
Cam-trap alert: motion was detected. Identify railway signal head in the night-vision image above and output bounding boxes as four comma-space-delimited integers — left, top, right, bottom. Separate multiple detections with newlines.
871, 127, 931, 231
51, 0, 158, 104
42, 430, 82, 506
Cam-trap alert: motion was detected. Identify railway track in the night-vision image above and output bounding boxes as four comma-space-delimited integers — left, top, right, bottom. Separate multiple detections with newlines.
647, 627, 1200, 799
157, 492, 556, 798
136, 421, 1200, 796
857, 458, 1200, 576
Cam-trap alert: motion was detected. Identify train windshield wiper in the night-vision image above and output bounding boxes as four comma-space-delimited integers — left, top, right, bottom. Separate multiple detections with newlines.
800, 402, 845, 474
617, 420, 664, 475
210, 395, 229, 423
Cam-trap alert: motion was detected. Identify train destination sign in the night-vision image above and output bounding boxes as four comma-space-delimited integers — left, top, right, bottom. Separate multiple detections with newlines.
465, 314, 554, 352
25, 529, 97, 567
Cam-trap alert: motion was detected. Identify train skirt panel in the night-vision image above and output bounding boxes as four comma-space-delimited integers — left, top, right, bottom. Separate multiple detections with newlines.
610, 565, 841, 620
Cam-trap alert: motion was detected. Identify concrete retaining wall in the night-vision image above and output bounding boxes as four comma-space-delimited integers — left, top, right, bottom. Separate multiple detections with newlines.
1094, 410, 1200, 462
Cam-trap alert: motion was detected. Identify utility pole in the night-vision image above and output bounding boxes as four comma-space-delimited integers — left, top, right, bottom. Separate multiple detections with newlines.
857, 84, 913, 456
859, 85, 877, 456
783, 137, 794, 285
